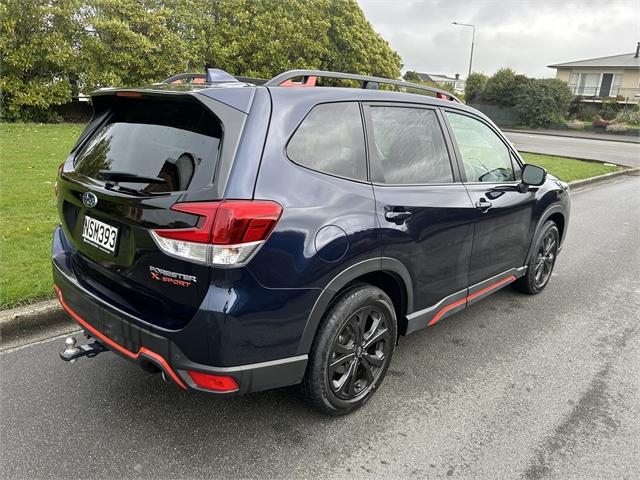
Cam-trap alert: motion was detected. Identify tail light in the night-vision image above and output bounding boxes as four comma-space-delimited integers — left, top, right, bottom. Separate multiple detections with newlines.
151, 200, 282, 267
187, 370, 239, 392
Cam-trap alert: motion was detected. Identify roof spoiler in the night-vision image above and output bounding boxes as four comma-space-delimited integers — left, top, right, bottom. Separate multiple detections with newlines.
162, 69, 267, 86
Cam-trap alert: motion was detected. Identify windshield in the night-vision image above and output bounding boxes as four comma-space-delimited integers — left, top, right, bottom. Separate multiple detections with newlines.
74, 98, 222, 193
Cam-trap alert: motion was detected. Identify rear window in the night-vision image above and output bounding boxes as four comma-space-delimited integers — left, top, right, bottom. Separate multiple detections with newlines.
74, 98, 222, 192
286, 102, 367, 181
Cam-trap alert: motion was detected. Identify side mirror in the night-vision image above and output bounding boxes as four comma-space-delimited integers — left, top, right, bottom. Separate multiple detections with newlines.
521, 164, 547, 187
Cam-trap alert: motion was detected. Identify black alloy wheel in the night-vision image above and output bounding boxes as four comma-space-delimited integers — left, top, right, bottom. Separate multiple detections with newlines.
303, 284, 397, 415
534, 229, 557, 289
328, 305, 391, 401
514, 220, 560, 295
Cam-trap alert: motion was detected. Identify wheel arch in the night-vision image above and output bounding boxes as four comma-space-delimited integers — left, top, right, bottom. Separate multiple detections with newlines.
295, 258, 413, 355
525, 204, 566, 265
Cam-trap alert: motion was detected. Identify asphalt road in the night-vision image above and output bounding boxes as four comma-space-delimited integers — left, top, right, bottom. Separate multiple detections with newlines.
505, 131, 640, 168
2, 176, 639, 480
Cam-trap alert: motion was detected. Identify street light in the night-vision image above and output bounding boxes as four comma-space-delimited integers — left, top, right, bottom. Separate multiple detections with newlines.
452, 22, 475, 79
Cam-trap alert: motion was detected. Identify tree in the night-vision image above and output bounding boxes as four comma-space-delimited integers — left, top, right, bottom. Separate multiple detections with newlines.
514, 78, 573, 128
0, 0, 403, 121
403, 70, 421, 82
464, 72, 488, 102
0, 0, 83, 121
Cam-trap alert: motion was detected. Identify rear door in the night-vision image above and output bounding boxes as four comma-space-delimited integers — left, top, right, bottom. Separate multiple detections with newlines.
57, 93, 246, 329
363, 103, 476, 328
442, 109, 535, 286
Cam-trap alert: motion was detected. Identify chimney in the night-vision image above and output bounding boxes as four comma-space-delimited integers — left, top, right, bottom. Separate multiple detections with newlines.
635, 42, 640, 58
455, 73, 460, 80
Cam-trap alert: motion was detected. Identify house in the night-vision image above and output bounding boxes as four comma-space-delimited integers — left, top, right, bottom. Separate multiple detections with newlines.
416, 72, 465, 94
548, 43, 640, 104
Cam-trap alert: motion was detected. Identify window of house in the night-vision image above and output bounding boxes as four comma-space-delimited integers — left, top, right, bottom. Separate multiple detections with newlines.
610, 74, 623, 96
576, 73, 600, 96
569, 72, 624, 97
367, 106, 453, 184
287, 102, 367, 181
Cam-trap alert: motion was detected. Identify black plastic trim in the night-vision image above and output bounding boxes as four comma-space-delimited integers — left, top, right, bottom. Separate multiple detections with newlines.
404, 267, 527, 334
524, 204, 566, 263
53, 262, 307, 395
296, 257, 413, 354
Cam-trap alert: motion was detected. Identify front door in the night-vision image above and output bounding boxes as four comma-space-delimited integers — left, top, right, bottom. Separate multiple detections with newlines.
363, 103, 476, 323
443, 110, 535, 286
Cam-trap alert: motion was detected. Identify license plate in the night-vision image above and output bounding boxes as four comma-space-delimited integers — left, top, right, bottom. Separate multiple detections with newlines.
82, 215, 119, 254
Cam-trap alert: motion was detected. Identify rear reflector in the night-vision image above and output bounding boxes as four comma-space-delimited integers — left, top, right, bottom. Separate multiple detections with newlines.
152, 200, 282, 266
187, 370, 239, 392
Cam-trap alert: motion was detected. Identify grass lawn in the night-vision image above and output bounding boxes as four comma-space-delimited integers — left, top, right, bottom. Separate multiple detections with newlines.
0, 123, 626, 309
521, 152, 621, 182
1, 123, 84, 308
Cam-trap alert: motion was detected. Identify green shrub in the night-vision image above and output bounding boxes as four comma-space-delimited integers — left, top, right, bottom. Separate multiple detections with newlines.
483, 68, 528, 106
484, 68, 516, 104
514, 78, 573, 128
613, 109, 640, 126
599, 100, 619, 121
568, 98, 596, 121
565, 120, 585, 130
605, 123, 629, 133
464, 73, 488, 102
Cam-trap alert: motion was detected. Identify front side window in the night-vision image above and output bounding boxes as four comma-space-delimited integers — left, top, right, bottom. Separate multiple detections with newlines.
446, 112, 515, 183
368, 106, 453, 184
287, 102, 367, 181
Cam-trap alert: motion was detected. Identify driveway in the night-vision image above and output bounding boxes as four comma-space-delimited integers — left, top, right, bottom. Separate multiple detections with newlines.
505, 131, 640, 168
2, 176, 639, 479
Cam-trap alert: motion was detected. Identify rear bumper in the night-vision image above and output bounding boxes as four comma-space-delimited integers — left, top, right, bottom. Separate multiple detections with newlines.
52, 262, 308, 395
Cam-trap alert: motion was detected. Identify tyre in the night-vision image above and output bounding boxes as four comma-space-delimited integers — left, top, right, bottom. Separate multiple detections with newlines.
302, 284, 397, 415
513, 220, 560, 294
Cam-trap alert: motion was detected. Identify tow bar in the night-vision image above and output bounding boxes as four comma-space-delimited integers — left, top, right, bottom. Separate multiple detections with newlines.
59, 336, 107, 362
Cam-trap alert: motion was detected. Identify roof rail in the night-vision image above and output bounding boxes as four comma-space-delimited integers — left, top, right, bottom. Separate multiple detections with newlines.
264, 69, 462, 103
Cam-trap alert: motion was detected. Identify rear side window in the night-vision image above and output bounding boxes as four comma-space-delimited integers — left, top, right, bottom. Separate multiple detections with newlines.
74, 98, 222, 192
287, 102, 367, 181
367, 106, 453, 184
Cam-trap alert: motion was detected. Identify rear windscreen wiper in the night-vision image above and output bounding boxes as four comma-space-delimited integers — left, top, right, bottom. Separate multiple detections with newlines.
98, 170, 166, 184
104, 182, 170, 196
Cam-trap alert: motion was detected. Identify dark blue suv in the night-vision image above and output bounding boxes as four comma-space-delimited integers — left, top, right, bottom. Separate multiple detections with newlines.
53, 69, 570, 414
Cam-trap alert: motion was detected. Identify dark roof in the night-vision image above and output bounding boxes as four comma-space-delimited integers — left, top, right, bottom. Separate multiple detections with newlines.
548, 52, 640, 69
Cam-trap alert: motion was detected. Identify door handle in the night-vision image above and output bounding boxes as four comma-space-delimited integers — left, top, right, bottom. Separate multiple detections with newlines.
384, 210, 413, 224
475, 199, 492, 212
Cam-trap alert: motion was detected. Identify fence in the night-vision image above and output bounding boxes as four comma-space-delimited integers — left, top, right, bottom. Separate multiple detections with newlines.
467, 101, 520, 127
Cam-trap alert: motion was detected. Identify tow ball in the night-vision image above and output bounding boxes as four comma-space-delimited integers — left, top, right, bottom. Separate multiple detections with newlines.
59, 336, 107, 362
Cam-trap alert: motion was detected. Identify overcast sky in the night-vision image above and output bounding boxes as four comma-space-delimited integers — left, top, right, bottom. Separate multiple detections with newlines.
357, 0, 640, 78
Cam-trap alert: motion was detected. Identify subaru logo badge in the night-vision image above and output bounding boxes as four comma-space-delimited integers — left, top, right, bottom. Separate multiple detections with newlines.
82, 192, 98, 208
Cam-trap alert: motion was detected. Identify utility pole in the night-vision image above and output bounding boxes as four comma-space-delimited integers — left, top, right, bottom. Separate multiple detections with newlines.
452, 22, 476, 78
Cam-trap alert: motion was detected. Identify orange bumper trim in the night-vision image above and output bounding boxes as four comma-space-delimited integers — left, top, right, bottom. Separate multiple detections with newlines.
54, 285, 187, 390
